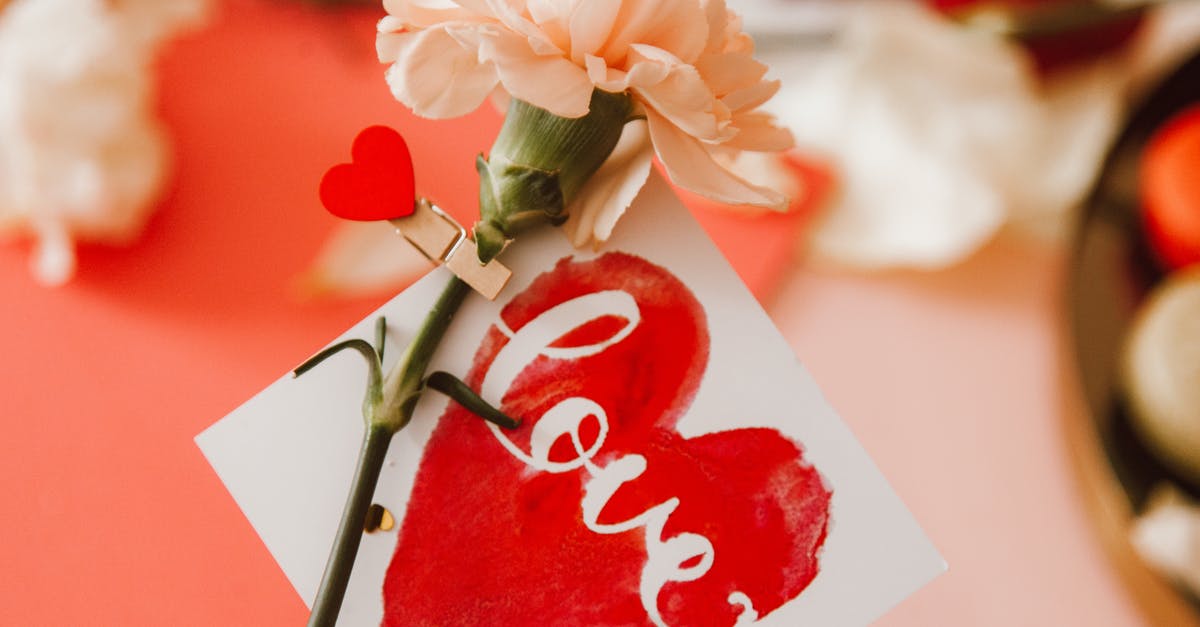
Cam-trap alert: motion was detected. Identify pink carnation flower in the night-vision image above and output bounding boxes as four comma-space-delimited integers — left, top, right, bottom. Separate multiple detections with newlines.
377, 0, 793, 246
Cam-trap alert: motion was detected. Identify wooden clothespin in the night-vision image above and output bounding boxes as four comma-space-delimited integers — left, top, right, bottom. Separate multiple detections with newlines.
319, 125, 512, 300
391, 199, 512, 300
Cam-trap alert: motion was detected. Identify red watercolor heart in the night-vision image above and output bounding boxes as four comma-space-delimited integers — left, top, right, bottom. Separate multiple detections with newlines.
319, 126, 416, 221
384, 253, 831, 626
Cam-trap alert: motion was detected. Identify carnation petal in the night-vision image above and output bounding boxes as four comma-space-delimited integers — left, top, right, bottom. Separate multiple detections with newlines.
646, 108, 788, 210
632, 47, 731, 141
479, 30, 593, 118
722, 111, 793, 152
701, 0, 728, 53
585, 52, 669, 92
526, 0, 570, 25
450, 0, 494, 17
562, 119, 654, 247
585, 54, 616, 85
526, 0, 574, 52
376, 17, 407, 60
605, 0, 708, 65
721, 77, 779, 113
482, 0, 564, 55
696, 51, 766, 98
382, 26, 499, 118
568, 0, 620, 64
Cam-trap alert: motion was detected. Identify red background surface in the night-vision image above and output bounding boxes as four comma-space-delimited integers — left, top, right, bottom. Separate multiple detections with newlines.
0, 2, 1146, 625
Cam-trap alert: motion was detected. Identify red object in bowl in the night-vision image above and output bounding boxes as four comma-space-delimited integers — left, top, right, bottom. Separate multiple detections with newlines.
1140, 104, 1200, 271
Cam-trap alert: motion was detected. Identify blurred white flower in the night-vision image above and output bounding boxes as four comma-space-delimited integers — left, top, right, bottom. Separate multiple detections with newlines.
759, 2, 1115, 268
758, 1, 1200, 269
0, 0, 206, 285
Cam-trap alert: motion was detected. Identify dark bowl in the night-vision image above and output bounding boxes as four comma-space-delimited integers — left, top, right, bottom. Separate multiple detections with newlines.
1066, 49, 1200, 624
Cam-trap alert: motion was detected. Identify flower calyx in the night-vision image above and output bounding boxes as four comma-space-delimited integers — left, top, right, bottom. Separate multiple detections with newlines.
473, 88, 634, 263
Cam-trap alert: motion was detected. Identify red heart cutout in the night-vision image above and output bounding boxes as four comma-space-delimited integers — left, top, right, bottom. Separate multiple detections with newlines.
319, 125, 416, 221
384, 253, 831, 626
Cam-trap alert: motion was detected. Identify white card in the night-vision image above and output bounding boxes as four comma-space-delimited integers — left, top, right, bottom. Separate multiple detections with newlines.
197, 173, 944, 626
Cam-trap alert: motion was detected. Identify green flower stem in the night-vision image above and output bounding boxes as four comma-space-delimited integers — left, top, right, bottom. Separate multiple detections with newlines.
307, 275, 470, 627
307, 424, 392, 627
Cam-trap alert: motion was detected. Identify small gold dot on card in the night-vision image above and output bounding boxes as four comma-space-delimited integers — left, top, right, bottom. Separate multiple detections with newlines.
364, 504, 395, 533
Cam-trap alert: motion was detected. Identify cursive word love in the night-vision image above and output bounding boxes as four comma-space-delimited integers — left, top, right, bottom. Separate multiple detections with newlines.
478, 290, 756, 627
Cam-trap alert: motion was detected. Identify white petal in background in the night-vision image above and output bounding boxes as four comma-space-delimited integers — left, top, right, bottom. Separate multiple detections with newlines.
0, 0, 206, 285
298, 221, 434, 299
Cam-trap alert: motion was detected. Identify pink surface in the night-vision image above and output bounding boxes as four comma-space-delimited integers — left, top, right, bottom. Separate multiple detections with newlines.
776, 236, 1145, 626
0, 2, 1146, 625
